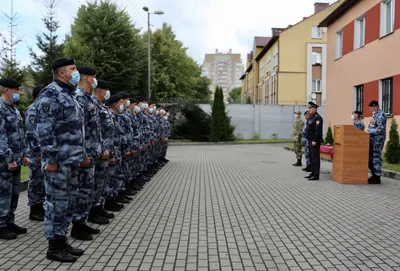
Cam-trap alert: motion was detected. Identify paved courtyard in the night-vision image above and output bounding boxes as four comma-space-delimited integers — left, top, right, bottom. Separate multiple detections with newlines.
1, 144, 400, 271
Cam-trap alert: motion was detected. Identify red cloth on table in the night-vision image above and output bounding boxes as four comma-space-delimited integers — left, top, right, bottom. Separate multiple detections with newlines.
320, 145, 334, 159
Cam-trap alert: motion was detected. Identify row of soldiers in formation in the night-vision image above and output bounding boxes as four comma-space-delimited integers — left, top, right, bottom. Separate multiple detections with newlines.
0, 57, 171, 262
292, 100, 386, 184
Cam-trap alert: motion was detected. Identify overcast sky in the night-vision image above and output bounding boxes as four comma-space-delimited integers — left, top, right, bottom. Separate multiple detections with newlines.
0, 0, 337, 67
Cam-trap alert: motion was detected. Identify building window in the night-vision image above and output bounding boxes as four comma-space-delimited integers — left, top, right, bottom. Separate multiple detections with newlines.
380, 78, 393, 115
312, 79, 322, 92
312, 52, 322, 65
355, 85, 364, 112
312, 26, 322, 38
335, 30, 343, 59
380, 0, 395, 37
354, 15, 365, 49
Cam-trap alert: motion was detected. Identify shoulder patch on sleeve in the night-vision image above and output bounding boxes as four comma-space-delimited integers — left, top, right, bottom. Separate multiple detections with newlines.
42, 103, 50, 113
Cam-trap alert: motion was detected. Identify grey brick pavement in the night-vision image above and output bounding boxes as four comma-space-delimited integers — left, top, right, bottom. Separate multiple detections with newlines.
1, 144, 400, 271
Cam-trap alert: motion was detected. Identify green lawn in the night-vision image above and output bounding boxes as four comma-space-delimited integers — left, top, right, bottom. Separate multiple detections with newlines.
21, 166, 29, 181
286, 144, 400, 172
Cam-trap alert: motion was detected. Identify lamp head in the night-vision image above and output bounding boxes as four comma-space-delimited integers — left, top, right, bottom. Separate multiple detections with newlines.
142, 6, 149, 12
155, 10, 164, 15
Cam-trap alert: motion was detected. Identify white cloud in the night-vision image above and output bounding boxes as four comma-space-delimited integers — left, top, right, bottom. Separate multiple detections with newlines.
0, 0, 338, 67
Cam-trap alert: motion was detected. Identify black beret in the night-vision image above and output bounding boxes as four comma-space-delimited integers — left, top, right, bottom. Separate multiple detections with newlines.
353, 110, 362, 115
107, 94, 122, 105
51, 57, 75, 69
0, 78, 21, 89
130, 97, 138, 103
117, 92, 129, 99
96, 80, 110, 89
308, 101, 319, 108
369, 100, 379, 107
77, 66, 97, 75
32, 85, 45, 99
148, 100, 155, 105
304, 111, 309, 115
136, 96, 147, 102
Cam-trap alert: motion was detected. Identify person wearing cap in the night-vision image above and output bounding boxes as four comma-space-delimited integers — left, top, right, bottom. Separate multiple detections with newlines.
352, 111, 365, 131
136, 96, 153, 178
115, 91, 135, 202
25, 85, 46, 221
367, 100, 386, 184
35, 57, 85, 262
161, 109, 171, 163
301, 111, 311, 172
91, 80, 116, 220
155, 105, 166, 166
70, 66, 105, 240
0, 78, 30, 240
103, 94, 126, 211
147, 100, 159, 168
292, 110, 304, 167
305, 101, 323, 181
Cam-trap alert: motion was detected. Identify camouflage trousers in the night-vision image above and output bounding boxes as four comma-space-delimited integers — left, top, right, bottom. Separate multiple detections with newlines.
43, 164, 78, 240
301, 137, 310, 165
120, 157, 131, 191
72, 162, 95, 223
28, 161, 45, 206
104, 163, 118, 199
161, 141, 168, 158
0, 164, 21, 228
93, 159, 108, 207
115, 160, 125, 193
294, 140, 303, 160
369, 135, 385, 176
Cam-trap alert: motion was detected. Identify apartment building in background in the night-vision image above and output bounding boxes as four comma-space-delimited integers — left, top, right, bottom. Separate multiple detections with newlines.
201, 49, 244, 103
320, 0, 400, 142
240, 1, 343, 105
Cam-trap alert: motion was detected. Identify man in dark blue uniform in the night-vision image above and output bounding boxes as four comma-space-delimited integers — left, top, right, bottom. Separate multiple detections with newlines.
305, 101, 323, 181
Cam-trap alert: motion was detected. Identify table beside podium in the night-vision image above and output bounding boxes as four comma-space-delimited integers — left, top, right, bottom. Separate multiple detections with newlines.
332, 125, 369, 184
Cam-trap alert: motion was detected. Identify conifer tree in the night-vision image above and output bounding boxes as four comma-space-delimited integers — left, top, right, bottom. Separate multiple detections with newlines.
325, 126, 334, 145
211, 87, 223, 142
385, 118, 400, 164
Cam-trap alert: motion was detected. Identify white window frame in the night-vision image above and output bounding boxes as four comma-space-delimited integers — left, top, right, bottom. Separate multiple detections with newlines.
335, 30, 343, 59
312, 79, 322, 93
312, 52, 322, 65
379, 77, 393, 115
353, 85, 364, 112
380, 0, 395, 37
354, 15, 366, 49
312, 26, 322, 39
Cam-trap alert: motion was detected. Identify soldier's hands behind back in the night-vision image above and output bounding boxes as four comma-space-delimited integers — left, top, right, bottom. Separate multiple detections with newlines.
45, 163, 58, 172
8, 161, 18, 171
79, 158, 92, 167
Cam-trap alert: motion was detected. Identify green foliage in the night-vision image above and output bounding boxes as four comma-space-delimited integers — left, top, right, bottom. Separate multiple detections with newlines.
228, 87, 241, 104
271, 133, 279, 140
211, 86, 235, 142
29, 0, 64, 86
325, 126, 334, 145
150, 88, 157, 103
64, 1, 146, 94
252, 132, 260, 140
246, 96, 252, 104
385, 118, 400, 164
236, 133, 244, 140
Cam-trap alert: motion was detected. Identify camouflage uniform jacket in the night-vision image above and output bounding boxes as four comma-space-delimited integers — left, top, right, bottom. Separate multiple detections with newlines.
137, 111, 151, 144
292, 118, 304, 141
92, 96, 115, 156
25, 102, 40, 160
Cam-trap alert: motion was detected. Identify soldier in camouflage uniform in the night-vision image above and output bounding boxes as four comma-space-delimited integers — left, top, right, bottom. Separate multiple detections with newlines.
136, 97, 152, 178
25, 85, 46, 221
160, 109, 171, 162
104, 94, 125, 212
0, 78, 30, 240
367, 100, 386, 184
301, 111, 311, 172
36, 57, 85, 262
71, 66, 105, 241
292, 110, 304, 166
352, 110, 365, 131
91, 80, 116, 220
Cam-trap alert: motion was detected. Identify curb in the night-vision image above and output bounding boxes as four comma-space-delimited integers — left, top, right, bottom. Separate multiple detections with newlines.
284, 146, 400, 181
170, 141, 291, 146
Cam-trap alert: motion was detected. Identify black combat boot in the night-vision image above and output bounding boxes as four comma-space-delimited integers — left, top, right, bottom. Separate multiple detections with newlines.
104, 198, 123, 212
47, 239, 77, 262
308, 170, 320, 181
62, 237, 84, 256
304, 172, 313, 179
368, 174, 381, 184
7, 223, 27, 234
71, 223, 93, 241
99, 206, 115, 219
0, 227, 17, 240
116, 193, 130, 204
293, 159, 302, 166
29, 204, 45, 221
88, 206, 110, 225
302, 165, 312, 172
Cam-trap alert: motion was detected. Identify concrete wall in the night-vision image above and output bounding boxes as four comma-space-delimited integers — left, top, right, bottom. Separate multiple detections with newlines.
199, 104, 326, 139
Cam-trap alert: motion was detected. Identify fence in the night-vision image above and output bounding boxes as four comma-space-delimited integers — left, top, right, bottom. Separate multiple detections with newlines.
198, 104, 326, 140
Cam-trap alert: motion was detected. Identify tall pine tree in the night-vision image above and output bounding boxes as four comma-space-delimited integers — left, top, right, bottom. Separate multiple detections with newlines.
385, 118, 400, 164
30, 0, 64, 86
64, 1, 146, 94
220, 87, 236, 141
211, 87, 223, 142
0, 0, 24, 82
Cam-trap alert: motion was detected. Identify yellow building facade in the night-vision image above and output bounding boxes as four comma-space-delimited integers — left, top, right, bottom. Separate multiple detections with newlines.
254, 0, 343, 105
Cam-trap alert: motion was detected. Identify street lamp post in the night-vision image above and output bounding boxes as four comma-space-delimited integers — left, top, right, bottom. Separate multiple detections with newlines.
143, 6, 164, 100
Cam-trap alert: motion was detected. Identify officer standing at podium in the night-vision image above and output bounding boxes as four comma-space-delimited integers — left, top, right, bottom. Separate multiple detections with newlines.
305, 101, 323, 181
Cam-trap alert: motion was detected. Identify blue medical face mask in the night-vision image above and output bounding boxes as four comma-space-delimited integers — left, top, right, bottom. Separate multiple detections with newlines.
149, 107, 154, 113
126, 100, 131, 107
134, 105, 141, 113
119, 104, 124, 113
69, 71, 80, 86
92, 78, 98, 89
104, 90, 111, 100
9, 91, 20, 103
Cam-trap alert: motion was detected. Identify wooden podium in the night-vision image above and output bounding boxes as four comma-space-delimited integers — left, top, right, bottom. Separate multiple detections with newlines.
332, 125, 369, 184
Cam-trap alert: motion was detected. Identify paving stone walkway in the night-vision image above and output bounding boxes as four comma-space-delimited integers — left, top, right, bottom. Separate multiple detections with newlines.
1, 144, 400, 271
